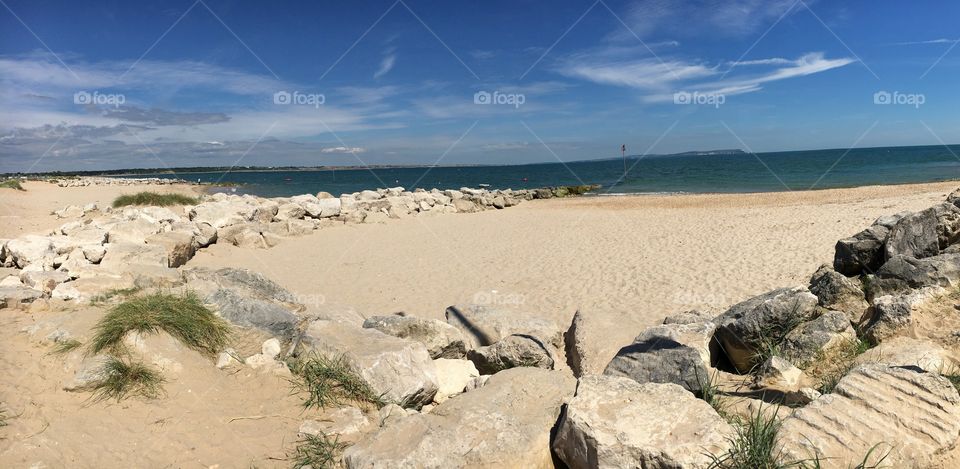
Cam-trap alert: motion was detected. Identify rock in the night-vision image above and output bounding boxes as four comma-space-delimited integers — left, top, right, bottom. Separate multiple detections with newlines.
868, 253, 960, 297
182, 267, 304, 338
552, 376, 734, 469
252, 202, 279, 223
467, 334, 556, 374
0, 275, 22, 287
52, 275, 136, 302
377, 403, 409, 428
780, 311, 856, 366
362, 315, 467, 359
808, 264, 869, 324
855, 336, 957, 373
444, 304, 563, 350
216, 350, 242, 369
189, 200, 256, 228
563, 308, 646, 378
301, 320, 439, 408
217, 223, 271, 249
267, 219, 316, 237
603, 322, 715, 394
274, 202, 306, 221
433, 358, 479, 403
662, 309, 714, 325
5, 235, 54, 268
0, 286, 43, 308
300, 407, 371, 441
884, 208, 939, 261
932, 202, 960, 248
713, 287, 820, 373
55, 205, 84, 218
463, 375, 490, 393
20, 270, 70, 294
778, 364, 960, 468
82, 244, 106, 263
858, 294, 914, 344
755, 356, 805, 390
834, 224, 890, 276
63, 354, 112, 391
145, 231, 196, 267
317, 191, 335, 199
100, 242, 169, 270
291, 194, 341, 218
358, 190, 380, 201
106, 218, 162, 244
451, 198, 480, 213
343, 367, 575, 469
261, 338, 282, 358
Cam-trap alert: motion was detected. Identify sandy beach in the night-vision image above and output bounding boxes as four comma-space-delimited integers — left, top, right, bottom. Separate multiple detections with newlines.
3, 179, 960, 467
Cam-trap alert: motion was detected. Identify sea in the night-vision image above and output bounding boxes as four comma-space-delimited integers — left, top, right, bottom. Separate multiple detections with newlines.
122, 145, 960, 198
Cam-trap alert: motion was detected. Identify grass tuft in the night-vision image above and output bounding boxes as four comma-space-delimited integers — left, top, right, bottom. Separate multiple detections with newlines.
944, 371, 960, 393
707, 405, 786, 469
806, 338, 872, 395
112, 191, 198, 208
90, 292, 230, 355
797, 443, 891, 469
90, 357, 165, 402
290, 432, 346, 469
288, 353, 389, 409
0, 408, 7, 427
50, 339, 83, 355
89, 286, 142, 306
697, 370, 729, 420
0, 179, 25, 191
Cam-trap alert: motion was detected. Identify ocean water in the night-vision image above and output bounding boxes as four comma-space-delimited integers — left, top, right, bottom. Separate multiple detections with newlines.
126, 145, 960, 198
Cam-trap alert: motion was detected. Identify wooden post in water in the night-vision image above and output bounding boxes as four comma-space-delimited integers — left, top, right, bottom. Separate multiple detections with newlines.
621, 144, 627, 179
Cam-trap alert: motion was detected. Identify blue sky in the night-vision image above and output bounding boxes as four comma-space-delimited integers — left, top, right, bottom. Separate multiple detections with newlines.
2, 0, 960, 172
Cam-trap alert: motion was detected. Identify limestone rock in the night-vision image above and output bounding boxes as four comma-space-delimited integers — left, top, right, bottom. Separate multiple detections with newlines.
932, 202, 960, 248
145, 231, 196, 267
100, 242, 169, 270
189, 200, 256, 228
445, 303, 563, 350
343, 367, 575, 469
5, 235, 54, 268
552, 375, 734, 469
858, 294, 916, 344
834, 224, 890, 276
778, 364, 960, 468
713, 287, 820, 373
20, 270, 71, 294
868, 253, 960, 297
300, 407, 372, 441
780, 311, 856, 366
755, 356, 805, 390
106, 218, 161, 244
662, 309, 714, 325
884, 208, 939, 261
563, 308, 646, 378
182, 267, 304, 337
301, 320, 439, 408
362, 315, 467, 359
855, 336, 957, 373
0, 286, 43, 308
603, 322, 715, 394
274, 202, 306, 221
467, 334, 556, 374
808, 264, 869, 324
433, 358, 479, 403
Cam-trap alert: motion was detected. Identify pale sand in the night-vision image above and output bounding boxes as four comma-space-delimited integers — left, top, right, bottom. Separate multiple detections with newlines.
3, 180, 960, 467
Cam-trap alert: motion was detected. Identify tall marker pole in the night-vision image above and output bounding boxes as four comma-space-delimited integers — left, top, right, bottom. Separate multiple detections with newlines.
621, 143, 627, 179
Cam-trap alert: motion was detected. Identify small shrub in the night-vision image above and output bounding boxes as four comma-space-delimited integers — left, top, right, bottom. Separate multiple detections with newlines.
0, 179, 25, 190
707, 405, 785, 469
288, 353, 388, 409
90, 292, 230, 355
90, 357, 165, 402
50, 339, 83, 355
944, 372, 960, 393
290, 432, 346, 469
112, 191, 198, 208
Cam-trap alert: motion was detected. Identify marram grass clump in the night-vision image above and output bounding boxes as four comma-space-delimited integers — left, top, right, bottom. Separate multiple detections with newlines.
50, 338, 83, 355
90, 356, 165, 402
288, 353, 388, 409
290, 432, 346, 469
90, 292, 230, 355
0, 179, 25, 190
112, 191, 198, 208
707, 405, 784, 469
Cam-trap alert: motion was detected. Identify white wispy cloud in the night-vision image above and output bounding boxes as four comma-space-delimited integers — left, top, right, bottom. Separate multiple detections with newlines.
612, 0, 805, 40
892, 38, 960, 46
374, 47, 397, 79
321, 146, 365, 153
